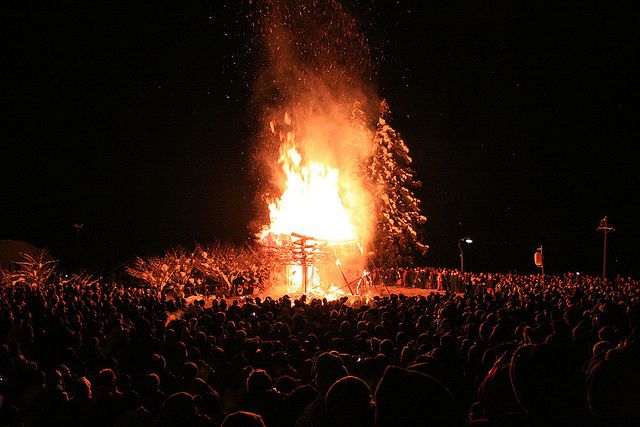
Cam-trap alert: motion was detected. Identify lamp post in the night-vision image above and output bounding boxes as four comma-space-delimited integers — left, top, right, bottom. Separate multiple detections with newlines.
596, 216, 614, 281
458, 237, 473, 272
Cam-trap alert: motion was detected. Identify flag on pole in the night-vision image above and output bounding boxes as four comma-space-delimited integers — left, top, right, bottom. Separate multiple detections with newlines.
534, 246, 544, 269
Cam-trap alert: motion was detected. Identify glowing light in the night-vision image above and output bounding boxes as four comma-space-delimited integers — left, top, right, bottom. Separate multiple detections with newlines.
260, 113, 368, 300
262, 143, 357, 243
284, 264, 345, 300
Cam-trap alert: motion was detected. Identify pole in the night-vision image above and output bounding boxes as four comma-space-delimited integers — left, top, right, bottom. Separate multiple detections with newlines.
603, 230, 607, 280
458, 239, 464, 272
540, 246, 544, 285
292, 234, 310, 295
302, 257, 308, 295
335, 260, 354, 295
597, 216, 615, 281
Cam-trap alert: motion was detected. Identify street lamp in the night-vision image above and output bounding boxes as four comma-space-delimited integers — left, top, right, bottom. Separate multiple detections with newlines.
458, 237, 473, 272
596, 216, 614, 280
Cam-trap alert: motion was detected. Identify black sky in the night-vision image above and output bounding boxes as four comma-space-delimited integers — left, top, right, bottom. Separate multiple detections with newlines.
2, 1, 639, 275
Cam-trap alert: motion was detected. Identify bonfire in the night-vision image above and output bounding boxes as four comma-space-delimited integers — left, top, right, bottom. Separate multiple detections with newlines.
259, 112, 370, 300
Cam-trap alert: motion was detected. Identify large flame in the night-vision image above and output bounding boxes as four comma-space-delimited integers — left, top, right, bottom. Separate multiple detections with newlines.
262, 140, 357, 243
259, 113, 368, 300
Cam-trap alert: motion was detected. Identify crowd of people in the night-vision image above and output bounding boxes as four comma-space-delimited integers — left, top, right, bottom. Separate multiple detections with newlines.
1, 271, 639, 426
371, 267, 497, 293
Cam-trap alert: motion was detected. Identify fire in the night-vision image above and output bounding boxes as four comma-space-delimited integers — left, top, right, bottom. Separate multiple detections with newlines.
250, 0, 380, 300
259, 113, 367, 300
284, 264, 344, 300
262, 141, 357, 243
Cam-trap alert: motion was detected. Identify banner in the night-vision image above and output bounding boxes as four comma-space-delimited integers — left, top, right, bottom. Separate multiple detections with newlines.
534, 247, 543, 268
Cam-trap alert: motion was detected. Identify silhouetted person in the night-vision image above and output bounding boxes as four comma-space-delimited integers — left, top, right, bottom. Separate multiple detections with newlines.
68, 376, 93, 427
375, 366, 455, 427
222, 411, 266, 427
510, 344, 588, 426
295, 352, 347, 427
242, 369, 283, 426
325, 376, 373, 427
155, 392, 203, 427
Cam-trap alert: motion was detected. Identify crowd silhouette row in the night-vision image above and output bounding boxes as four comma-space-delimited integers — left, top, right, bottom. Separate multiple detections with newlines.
1, 270, 640, 426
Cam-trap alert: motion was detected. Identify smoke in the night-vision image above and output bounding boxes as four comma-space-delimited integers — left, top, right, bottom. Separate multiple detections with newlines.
254, 0, 374, 106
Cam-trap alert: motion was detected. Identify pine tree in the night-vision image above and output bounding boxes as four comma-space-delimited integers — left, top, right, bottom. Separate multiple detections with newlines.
364, 99, 427, 267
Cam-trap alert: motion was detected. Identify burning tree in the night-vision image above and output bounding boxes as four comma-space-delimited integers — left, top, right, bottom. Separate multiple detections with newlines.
364, 100, 427, 267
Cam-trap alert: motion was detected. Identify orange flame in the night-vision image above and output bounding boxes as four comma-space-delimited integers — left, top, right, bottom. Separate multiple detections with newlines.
284, 264, 345, 300
261, 112, 365, 244
262, 144, 357, 242
260, 112, 369, 300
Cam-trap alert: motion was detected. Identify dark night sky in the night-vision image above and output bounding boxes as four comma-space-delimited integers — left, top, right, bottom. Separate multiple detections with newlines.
2, 1, 639, 275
